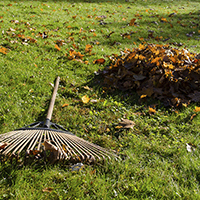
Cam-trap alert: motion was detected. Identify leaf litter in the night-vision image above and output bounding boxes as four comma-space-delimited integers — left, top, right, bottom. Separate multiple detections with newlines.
101, 43, 200, 107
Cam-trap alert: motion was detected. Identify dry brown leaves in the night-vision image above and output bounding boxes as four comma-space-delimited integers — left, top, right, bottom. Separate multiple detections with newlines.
102, 43, 200, 107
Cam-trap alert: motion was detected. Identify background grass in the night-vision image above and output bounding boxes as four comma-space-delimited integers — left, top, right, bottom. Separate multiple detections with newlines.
0, 0, 200, 199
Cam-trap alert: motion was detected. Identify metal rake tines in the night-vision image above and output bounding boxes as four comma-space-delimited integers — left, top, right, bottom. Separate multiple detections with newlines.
0, 129, 118, 161
0, 77, 119, 162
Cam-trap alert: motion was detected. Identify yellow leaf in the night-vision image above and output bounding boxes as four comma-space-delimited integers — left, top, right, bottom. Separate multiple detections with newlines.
139, 37, 144, 41
83, 86, 93, 91
149, 107, 156, 113
139, 44, 145, 50
81, 95, 90, 103
140, 94, 147, 99
194, 107, 200, 112
115, 126, 123, 129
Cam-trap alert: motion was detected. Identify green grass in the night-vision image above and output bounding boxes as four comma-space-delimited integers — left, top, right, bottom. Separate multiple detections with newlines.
0, 0, 200, 199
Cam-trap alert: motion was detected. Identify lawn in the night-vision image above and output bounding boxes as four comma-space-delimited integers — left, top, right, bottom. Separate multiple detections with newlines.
0, 0, 200, 199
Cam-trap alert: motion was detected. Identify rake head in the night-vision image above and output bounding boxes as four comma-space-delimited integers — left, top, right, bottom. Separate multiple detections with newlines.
0, 126, 118, 163
0, 77, 119, 163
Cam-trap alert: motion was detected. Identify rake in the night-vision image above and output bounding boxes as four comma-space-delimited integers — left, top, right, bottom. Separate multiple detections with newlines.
0, 77, 118, 162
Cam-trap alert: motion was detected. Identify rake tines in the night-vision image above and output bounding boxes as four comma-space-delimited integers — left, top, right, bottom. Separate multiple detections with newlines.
0, 77, 119, 163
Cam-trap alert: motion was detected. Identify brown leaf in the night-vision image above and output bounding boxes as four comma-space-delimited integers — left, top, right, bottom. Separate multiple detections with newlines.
129, 18, 136, 26
190, 114, 196, 121
118, 119, 135, 129
0, 142, 8, 150
43, 141, 63, 162
93, 58, 105, 64
101, 43, 200, 107
42, 187, 53, 193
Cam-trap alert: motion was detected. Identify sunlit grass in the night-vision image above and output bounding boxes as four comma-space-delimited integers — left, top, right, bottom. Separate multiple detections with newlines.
0, 0, 200, 199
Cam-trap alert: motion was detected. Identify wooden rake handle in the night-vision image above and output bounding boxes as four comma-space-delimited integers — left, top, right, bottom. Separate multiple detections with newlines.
46, 76, 60, 121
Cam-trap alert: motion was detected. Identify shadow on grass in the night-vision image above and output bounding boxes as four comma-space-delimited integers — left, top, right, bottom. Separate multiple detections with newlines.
85, 72, 165, 110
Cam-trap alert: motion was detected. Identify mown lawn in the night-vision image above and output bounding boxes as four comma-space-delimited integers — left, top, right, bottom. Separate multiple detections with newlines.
0, 0, 200, 199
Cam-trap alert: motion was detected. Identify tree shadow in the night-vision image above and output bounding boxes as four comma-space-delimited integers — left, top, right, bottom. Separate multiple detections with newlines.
84, 72, 164, 110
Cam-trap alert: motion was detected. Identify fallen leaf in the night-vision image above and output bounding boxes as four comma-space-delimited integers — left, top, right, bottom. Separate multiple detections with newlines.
194, 107, 200, 112
81, 95, 90, 104
0, 142, 8, 150
118, 118, 135, 129
101, 43, 200, 107
83, 86, 93, 91
129, 18, 136, 26
0, 46, 9, 54
42, 187, 53, 193
43, 140, 63, 162
140, 94, 147, 99
190, 114, 196, 121
62, 103, 69, 108
149, 107, 156, 114
93, 58, 105, 64
55, 44, 61, 51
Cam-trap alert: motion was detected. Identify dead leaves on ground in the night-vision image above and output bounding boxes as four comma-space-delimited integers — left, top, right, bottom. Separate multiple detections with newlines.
102, 43, 200, 107
117, 119, 135, 129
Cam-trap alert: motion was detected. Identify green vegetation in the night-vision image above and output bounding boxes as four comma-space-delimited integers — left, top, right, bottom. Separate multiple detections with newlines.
0, 0, 200, 199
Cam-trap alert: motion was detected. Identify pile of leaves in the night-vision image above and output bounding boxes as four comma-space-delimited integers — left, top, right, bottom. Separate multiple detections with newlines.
102, 43, 200, 107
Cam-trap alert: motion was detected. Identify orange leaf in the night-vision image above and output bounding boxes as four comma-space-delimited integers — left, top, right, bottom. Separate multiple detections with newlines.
85, 44, 93, 53
194, 107, 200, 112
0, 47, 9, 54
62, 103, 69, 108
93, 58, 105, 64
161, 17, 168, 22
139, 37, 144, 41
190, 114, 196, 121
55, 44, 61, 51
139, 44, 145, 50
149, 107, 156, 113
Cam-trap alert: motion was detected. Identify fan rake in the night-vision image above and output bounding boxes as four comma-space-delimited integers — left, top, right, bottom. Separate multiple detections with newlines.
0, 77, 118, 163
